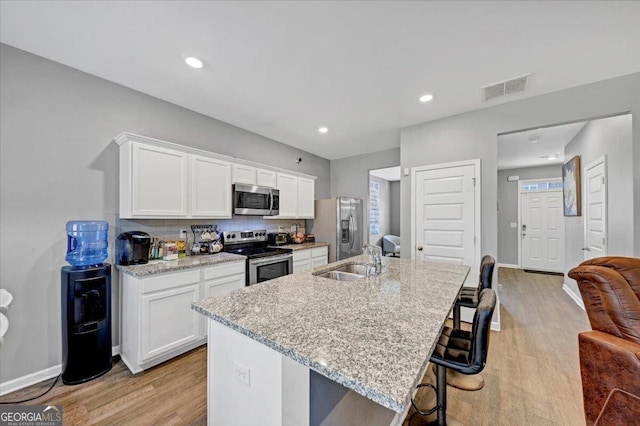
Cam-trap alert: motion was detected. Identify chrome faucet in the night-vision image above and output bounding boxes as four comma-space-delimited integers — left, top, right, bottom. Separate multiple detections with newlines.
362, 244, 383, 275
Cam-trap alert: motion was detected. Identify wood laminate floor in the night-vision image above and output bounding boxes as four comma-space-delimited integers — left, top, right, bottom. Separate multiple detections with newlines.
1, 267, 590, 425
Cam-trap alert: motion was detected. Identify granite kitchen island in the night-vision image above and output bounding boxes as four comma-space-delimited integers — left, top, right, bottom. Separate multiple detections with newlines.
192, 255, 469, 426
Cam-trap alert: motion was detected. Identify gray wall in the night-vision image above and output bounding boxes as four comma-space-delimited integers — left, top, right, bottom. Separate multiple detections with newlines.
563, 114, 633, 297
497, 164, 562, 265
330, 148, 400, 244
389, 181, 401, 236
400, 72, 640, 280
368, 175, 391, 247
0, 44, 330, 384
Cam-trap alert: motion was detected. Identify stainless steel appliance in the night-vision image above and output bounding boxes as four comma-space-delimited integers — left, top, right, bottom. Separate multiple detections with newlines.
233, 184, 279, 216
311, 197, 363, 263
223, 229, 293, 285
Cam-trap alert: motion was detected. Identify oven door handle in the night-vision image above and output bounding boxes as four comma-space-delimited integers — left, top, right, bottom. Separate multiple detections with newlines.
250, 254, 293, 266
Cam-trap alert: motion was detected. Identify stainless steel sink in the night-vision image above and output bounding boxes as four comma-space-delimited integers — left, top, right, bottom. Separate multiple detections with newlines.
313, 262, 369, 281
314, 270, 365, 281
330, 263, 369, 275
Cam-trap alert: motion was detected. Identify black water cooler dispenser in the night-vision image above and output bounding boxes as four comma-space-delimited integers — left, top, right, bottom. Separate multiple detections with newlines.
61, 221, 112, 385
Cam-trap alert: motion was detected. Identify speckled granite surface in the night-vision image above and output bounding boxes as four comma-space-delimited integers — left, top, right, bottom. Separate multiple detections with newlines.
279, 242, 329, 251
116, 252, 246, 277
192, 255, 469, 413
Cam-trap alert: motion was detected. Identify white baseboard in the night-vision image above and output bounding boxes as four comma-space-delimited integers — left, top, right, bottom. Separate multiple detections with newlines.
562, 284, 585, 311
0, 364, 61, 397
0, 345, 120, 396
497, 263, 520, 269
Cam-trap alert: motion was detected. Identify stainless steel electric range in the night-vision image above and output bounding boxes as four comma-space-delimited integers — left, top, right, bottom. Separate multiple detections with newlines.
222, 229, 293, 286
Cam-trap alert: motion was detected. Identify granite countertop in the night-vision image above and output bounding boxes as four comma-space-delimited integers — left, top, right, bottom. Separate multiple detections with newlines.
116, 252, 246, 277
279, 242, 329, 251
192, 255, 469, 413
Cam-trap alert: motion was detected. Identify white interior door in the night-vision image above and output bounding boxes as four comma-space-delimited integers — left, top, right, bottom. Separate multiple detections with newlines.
412, 161, 479, 289
583, 157, 607, 260
520, 185, 564, 273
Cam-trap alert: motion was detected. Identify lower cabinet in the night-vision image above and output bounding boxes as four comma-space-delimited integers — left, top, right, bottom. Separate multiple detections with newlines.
120, 260, 245, 373
292, 246, 328, 273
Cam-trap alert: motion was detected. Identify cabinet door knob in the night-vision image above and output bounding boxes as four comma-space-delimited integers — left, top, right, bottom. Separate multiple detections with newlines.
417, 246, 423, 251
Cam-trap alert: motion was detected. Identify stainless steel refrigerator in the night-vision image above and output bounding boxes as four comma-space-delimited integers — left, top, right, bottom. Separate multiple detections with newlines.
311, 197, 363, 263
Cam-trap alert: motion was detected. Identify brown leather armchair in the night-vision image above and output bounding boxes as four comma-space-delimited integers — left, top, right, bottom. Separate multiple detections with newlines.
568, 256, 640, 425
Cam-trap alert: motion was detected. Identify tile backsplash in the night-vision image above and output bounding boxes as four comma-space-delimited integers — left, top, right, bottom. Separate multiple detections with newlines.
116, 216, 308, 246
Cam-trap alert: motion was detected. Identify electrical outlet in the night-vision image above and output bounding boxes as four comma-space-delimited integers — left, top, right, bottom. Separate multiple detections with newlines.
179, 229, 187, 239
233, 361, 250, 386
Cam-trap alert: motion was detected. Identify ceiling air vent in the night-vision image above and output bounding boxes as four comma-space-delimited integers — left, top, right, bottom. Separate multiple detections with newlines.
481, 73, 531, 102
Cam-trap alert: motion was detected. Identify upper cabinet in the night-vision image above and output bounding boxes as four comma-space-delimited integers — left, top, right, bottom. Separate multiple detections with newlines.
232, 164, 277, 188
271, 173, 315, 219
126, 142, 189, 217
256, 169, 277, 188
191, 156, 232, 218
115, 133, 315, 219
276, 173, 298, 218
232, 164, 257, 185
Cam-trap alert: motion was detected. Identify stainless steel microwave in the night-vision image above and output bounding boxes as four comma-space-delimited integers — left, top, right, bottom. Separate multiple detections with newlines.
233, 184, 279, 216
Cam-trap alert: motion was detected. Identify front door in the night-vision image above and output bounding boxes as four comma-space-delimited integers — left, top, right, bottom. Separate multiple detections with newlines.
583, 157, 607, 260
412, 160, 479, 290
520, 184, 564, 273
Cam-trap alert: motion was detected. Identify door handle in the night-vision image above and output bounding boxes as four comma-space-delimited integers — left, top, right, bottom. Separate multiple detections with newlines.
581, 247, 591, 251
417, 246, 423, 251
268, 189, 274, 215
348, 215, 355, 249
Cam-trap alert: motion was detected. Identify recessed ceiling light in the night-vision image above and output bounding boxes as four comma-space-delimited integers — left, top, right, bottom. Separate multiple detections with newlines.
185, 56, 204, 69
419, 94, 434, 103
318, 126, 329, 134
540, 154, 558, 160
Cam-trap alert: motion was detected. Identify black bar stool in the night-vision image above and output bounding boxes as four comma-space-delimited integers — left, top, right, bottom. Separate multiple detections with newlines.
453, 255, 495, 330
412, 289, 497, 425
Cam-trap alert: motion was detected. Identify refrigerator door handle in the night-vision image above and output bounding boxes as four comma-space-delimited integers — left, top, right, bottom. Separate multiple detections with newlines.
348, 214, 355, 249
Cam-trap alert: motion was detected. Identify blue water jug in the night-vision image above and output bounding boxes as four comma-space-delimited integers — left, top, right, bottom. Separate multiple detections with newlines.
65, 221, 109, 267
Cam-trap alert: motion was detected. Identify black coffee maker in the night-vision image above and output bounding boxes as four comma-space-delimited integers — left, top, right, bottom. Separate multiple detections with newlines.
115, 231, 151, 265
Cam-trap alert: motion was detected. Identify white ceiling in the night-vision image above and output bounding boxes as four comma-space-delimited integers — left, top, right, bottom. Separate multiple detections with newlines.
1, 1, 639, 160
370, 166, 401, 182
497, 122, 587, 171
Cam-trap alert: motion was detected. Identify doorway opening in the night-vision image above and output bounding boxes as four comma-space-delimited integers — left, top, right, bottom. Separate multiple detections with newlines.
368, 166, 401, 256
497, 113, 632, 308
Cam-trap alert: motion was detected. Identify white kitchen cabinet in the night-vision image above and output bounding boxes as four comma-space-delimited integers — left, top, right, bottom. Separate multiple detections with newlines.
293, 254, 312, 273
123, 142, 189, 217
191, 155, 232, 218
202, 261, 245, 336
233, 164, 257, 185
297, 177, 315, 218
120, 260, 245, 373
233, 164, 277, 188
257, 169, 277, 188
272, 173, 315, 219
311, 246, 329, 268
292, 246, 328, 272
276, 173, 298, 217
141, 282, 202, 362
115, 133, 314, 219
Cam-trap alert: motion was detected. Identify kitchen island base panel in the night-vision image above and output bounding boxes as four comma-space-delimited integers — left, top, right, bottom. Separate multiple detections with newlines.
207, 320, 404, 426
208, 320, 309, 426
